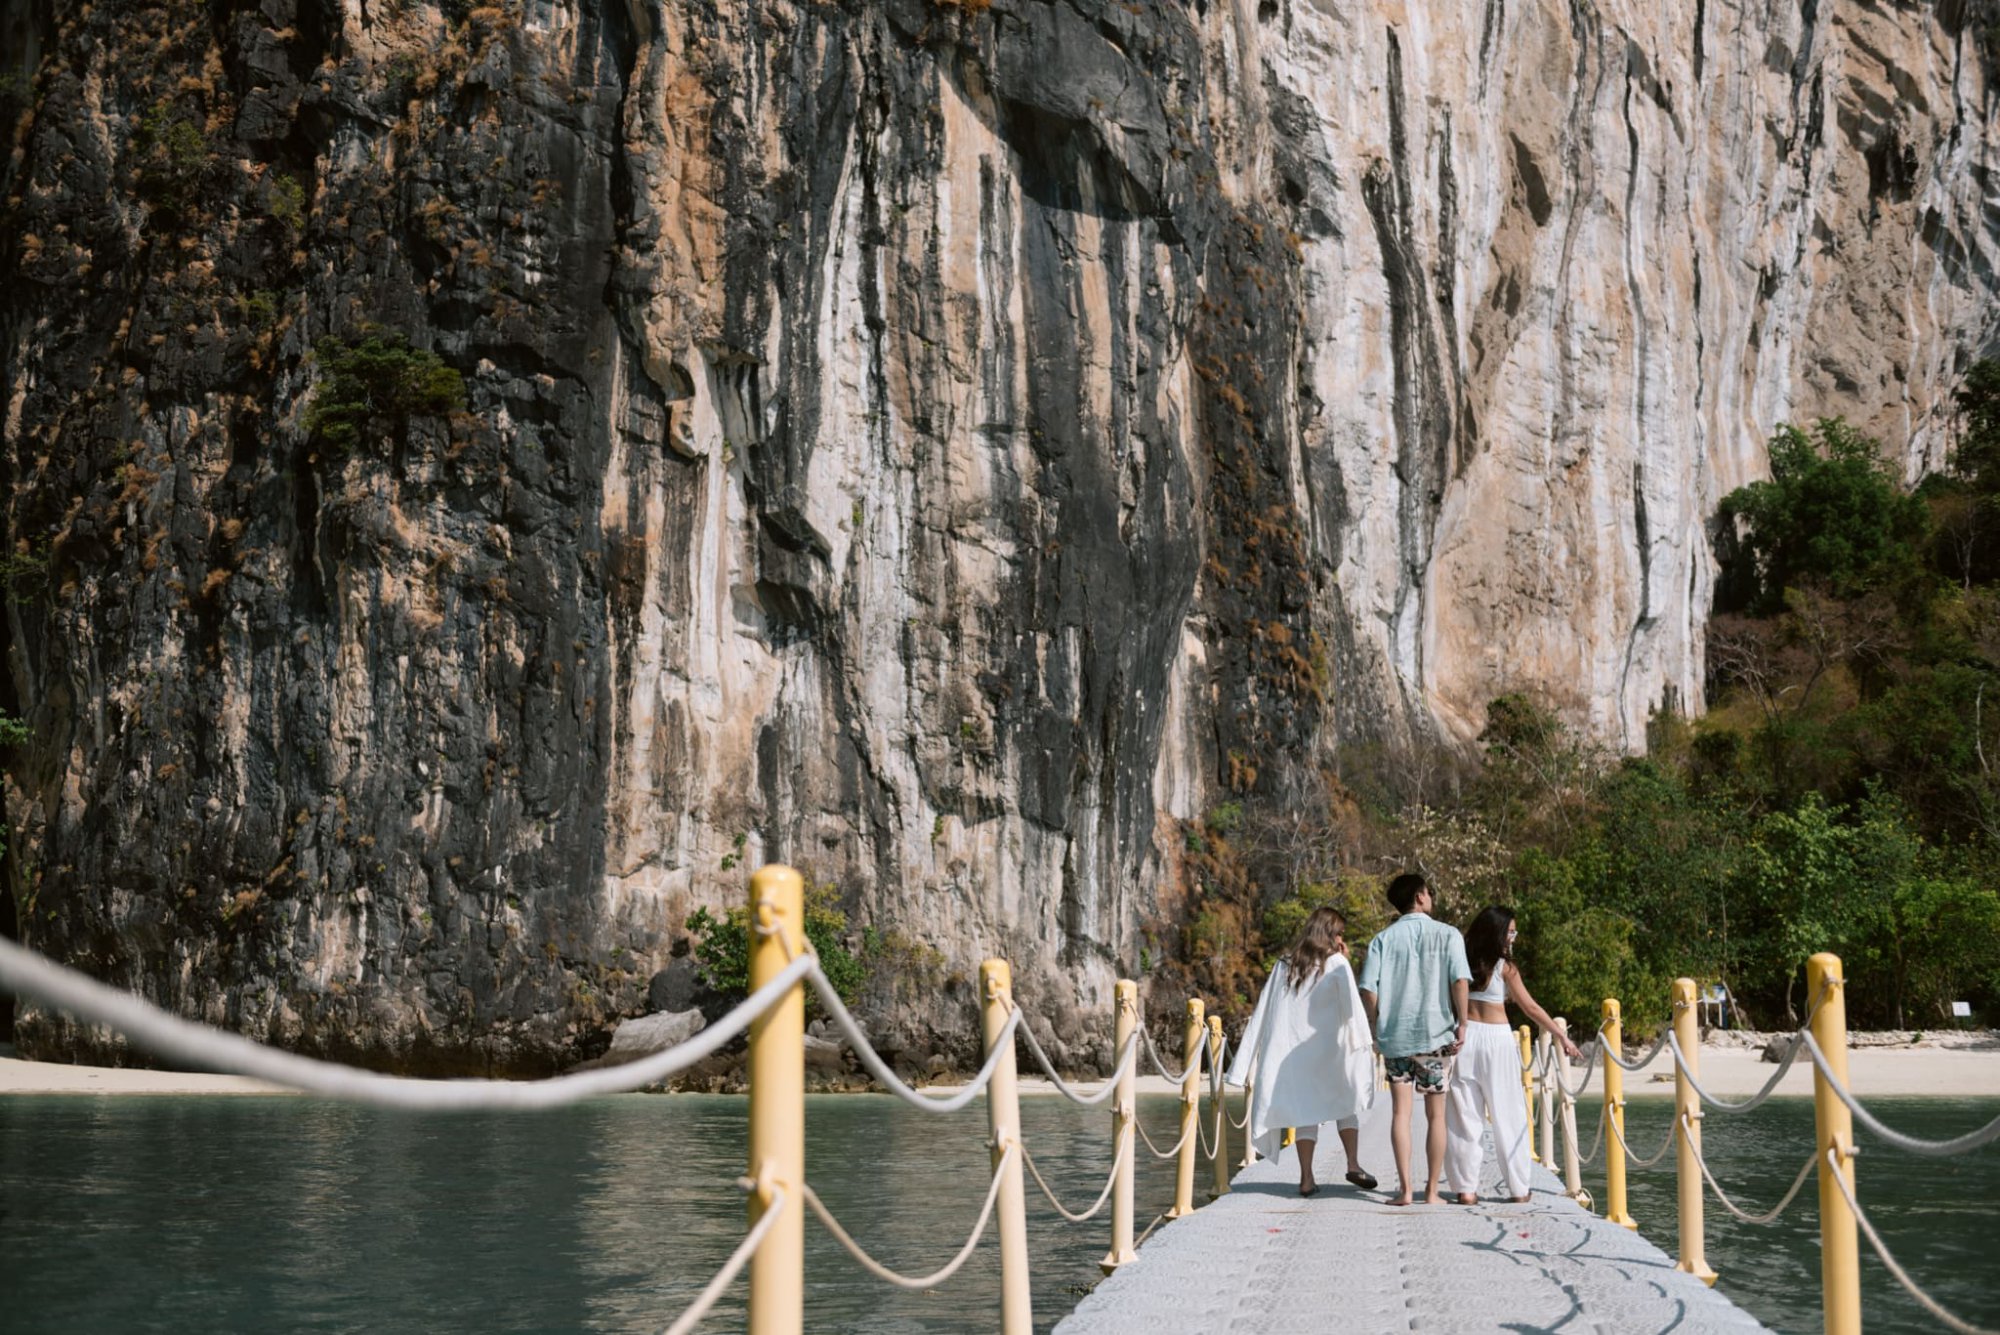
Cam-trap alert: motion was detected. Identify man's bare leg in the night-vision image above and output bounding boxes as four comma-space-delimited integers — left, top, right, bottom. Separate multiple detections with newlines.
1388, 1082, 1414, 1205
1423, 1090, 1449, 1205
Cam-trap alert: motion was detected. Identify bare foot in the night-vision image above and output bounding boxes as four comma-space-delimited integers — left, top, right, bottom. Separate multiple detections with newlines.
1422, 1191, 1446, 1205
1388, 1188, 1415, 1207
1454, 1193, 1479, 1205
1509, 1194, 1531, 1203
1299, 1180, 1319, 1197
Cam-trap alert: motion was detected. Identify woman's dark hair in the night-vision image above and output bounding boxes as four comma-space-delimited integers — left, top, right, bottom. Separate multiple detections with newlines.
1285, 906, 1346, 991
1464, 905, 1516, 993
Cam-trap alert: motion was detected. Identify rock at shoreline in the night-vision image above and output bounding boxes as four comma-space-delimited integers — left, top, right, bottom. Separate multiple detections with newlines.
572, 1009, 709, 1073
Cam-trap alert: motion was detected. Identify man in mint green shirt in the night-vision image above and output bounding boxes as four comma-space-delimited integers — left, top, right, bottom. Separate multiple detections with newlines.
1358, 872, 1471, 1206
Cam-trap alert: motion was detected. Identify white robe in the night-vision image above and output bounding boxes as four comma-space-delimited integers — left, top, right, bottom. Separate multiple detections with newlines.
1225, 955, 1378, 1162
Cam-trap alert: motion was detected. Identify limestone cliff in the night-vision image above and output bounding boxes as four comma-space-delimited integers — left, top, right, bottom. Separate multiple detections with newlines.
2, 0, 1994, 1071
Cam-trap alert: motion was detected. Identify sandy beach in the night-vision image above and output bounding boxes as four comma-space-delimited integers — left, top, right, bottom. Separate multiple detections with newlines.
5, 1037, 1996, 1098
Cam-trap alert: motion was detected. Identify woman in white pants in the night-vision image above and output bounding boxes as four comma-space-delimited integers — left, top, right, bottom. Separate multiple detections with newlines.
1445, 906, 1582, 1204
1226, 907, 1378, 1196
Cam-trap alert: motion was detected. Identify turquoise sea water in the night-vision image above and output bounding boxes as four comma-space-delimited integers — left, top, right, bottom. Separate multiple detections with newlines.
0, 1091, 1206, 1334
2, 1090, 1994, 1332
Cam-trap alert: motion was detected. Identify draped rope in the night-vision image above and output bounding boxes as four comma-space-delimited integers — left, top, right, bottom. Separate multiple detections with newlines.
1800, 1033, 2000, 1156
1604, 1103, 1678, 1169
1666, 1031, 1805, 1114
1019, 1125, 1132, 1223
1826, 1148, 2000, 1335
0, 935, 814, 1110
1675, 1115, 1820, 1226
1140, 1025, 1188, 1083
800, 1145, 1014, 1290
1012, 1021, 1138, 1107
1135, 1110, 1197, 1160
660, 1183, 788, 1335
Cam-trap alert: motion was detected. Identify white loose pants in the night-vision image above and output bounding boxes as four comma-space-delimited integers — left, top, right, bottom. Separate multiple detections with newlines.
1445, 1021, 1532, 1199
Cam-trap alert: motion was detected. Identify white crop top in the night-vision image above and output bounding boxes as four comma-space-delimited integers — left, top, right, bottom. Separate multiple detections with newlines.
1470, 963, 1508, 1005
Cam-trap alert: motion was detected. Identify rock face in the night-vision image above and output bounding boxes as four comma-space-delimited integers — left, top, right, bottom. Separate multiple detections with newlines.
1, 0, 1995, 1070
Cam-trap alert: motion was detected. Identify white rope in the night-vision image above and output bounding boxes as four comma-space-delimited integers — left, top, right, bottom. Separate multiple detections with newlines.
1677, 1116, 1819, 1226
1801, 1033, 2000, 1157
0, 935, 815, 1110
660, 1182, 787, 1335
1135, 1110, 1197, 1160
1598, 1022, 1672, 1073
1196, 1094, 1222, 1160
1666, 1031, 1804, 1114
799, 1145, 1012, 1291
1014, 1023, 1139, 1107
1827, 1147, 2000, 1335
1606, 1103, 1678, 1168
1575, 1100, 1607, 1167
1020, 1125, 1131, 1223
1541, 1038, 1601, 1100
1141, 1025, 1189, 1083
802, 956, 1022, 1113
1226, 1100, 1251, 1131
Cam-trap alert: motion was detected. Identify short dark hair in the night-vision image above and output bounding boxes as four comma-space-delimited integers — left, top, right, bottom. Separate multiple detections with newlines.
1387, 872, 1428, 914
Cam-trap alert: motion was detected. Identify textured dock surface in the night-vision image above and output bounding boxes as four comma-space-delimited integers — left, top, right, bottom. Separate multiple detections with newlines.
1056, 1100, 1768, 1334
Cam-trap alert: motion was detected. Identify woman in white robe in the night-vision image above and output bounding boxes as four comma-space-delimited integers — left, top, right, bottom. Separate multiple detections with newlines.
1225, 906, 1379, 1195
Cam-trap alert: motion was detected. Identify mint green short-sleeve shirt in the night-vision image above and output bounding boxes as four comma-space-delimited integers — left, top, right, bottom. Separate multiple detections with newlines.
1356, 911, 1472, 1059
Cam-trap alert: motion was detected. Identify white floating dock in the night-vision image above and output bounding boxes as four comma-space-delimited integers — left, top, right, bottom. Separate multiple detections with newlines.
1057, 1100, 1767, 1333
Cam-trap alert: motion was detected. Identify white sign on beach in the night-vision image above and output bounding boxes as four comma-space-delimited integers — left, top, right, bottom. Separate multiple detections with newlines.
1952, 1001, 1974, 1018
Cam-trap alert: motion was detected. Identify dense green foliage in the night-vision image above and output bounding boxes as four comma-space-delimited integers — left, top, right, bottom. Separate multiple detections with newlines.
1717, 419, 1929, 611
685, 882, 866, 1017
304, 335, 465, 454
1187, 387, 2000, 1036
1501, 401, 2000, 1030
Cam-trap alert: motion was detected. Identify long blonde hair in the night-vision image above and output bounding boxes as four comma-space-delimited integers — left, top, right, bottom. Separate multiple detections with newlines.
1285, 906, 1345, 991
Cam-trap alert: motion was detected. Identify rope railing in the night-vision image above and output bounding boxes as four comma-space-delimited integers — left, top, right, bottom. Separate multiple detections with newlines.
1666, 1030, 1803, 1114
1825, 1148, 2000, 1335
1567, 956, 2000, 1335
801, 1144, 1016, 1290
1675, 1115, 1820, 1226
1013, 1021, 1138, 1107
1019, 1125, 1132, 1223
1604, 1100, 1678, 1168
1799, 1032, 2000, 1157
661, 1182, 789, 1335
1139, 1025, 1187, 1083
1135, 1108, 1198, 1161
2, 863, 1249, 1335
1596, 1022, 1672, 1073
0, 934, 815, 1110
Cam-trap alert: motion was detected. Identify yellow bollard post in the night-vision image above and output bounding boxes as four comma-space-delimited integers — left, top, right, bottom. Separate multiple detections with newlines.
1240, 1077, 1258, 1169
1810, 953, 1861, 1335
1207, 1015, 1229, 1200
1519, 1024, 1538, 1163
1602, 998, 1637, 1230
1671, 978, 1717, 1285
1555, 1018, 1591, 1210
1167, 997, 1205, 1218
980, 960, 1033, 1334
1099, 980, 1139, 1274
747, 865, 805, 1335
1537, 1030, 1556, 1168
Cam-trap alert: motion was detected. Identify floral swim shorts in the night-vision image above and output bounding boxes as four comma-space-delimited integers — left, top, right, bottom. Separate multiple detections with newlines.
1383, 1046, 1454, 1094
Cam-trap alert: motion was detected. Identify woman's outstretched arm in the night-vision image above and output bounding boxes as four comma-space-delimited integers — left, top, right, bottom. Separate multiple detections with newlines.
1505, 963, 1583, 1060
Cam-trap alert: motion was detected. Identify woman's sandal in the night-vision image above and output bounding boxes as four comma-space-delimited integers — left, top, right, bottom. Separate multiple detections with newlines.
1299, 1182, 1319, 1197
1344, 1169, 1378, 1190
